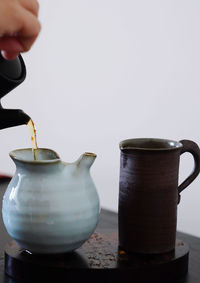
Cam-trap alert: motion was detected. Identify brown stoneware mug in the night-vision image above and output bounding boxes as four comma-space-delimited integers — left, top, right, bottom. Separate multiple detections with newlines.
118, 138, 200, 254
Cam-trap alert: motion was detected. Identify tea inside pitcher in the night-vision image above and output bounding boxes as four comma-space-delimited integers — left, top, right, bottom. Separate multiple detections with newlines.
27, 119, 38, 160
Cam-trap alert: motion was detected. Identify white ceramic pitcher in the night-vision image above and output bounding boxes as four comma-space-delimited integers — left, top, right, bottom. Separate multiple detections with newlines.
2, 148, 100, 254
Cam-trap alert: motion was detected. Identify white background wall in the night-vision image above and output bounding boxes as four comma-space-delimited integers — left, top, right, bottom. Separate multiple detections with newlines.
1, 0, 200, 236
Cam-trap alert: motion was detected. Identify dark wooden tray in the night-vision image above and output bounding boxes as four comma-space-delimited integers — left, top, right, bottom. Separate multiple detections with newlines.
0, 182, 194, 283
5, 231, 189, 283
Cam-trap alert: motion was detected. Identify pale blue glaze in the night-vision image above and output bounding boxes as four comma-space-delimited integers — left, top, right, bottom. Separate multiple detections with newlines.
2, 148, 100, 254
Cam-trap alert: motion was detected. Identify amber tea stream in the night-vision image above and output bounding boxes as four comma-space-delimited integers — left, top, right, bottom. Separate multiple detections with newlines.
27, 119, 38, 160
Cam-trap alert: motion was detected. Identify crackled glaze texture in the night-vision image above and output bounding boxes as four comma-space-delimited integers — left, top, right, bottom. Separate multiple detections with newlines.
2, 148, 100, 254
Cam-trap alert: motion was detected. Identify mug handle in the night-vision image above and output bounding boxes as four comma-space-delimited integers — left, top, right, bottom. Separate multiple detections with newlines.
178, 140, 200, 203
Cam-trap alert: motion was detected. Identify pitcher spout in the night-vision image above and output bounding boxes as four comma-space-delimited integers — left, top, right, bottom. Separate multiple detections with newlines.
76, 152, 97, 169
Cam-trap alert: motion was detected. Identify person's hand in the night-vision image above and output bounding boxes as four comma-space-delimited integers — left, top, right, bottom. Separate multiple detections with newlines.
0, 0, 41, 60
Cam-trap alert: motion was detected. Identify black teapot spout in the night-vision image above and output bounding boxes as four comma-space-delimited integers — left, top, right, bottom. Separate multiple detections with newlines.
0, 104, 30, 130
0, 52, 30, 130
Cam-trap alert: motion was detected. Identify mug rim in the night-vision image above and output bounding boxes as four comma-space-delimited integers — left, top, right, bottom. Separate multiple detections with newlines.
119, 138, 183, 151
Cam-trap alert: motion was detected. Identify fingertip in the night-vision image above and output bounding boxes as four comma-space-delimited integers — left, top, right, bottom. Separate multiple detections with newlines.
1, 50, 20, 60
0, 37, 24, 60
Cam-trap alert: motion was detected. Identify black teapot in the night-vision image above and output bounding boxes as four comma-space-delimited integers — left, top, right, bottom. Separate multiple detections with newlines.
0, 52, 30, 129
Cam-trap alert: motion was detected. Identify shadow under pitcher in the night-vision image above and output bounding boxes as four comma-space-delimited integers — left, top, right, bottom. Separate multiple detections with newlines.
118, 138, 200, 254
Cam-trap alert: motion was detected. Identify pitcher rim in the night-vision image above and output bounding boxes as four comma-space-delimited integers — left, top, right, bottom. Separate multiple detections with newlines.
9, 148, 61, 164
119, 138, 183, 151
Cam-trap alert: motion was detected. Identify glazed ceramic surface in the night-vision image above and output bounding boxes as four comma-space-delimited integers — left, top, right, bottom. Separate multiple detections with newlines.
2, 148, 100, 254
